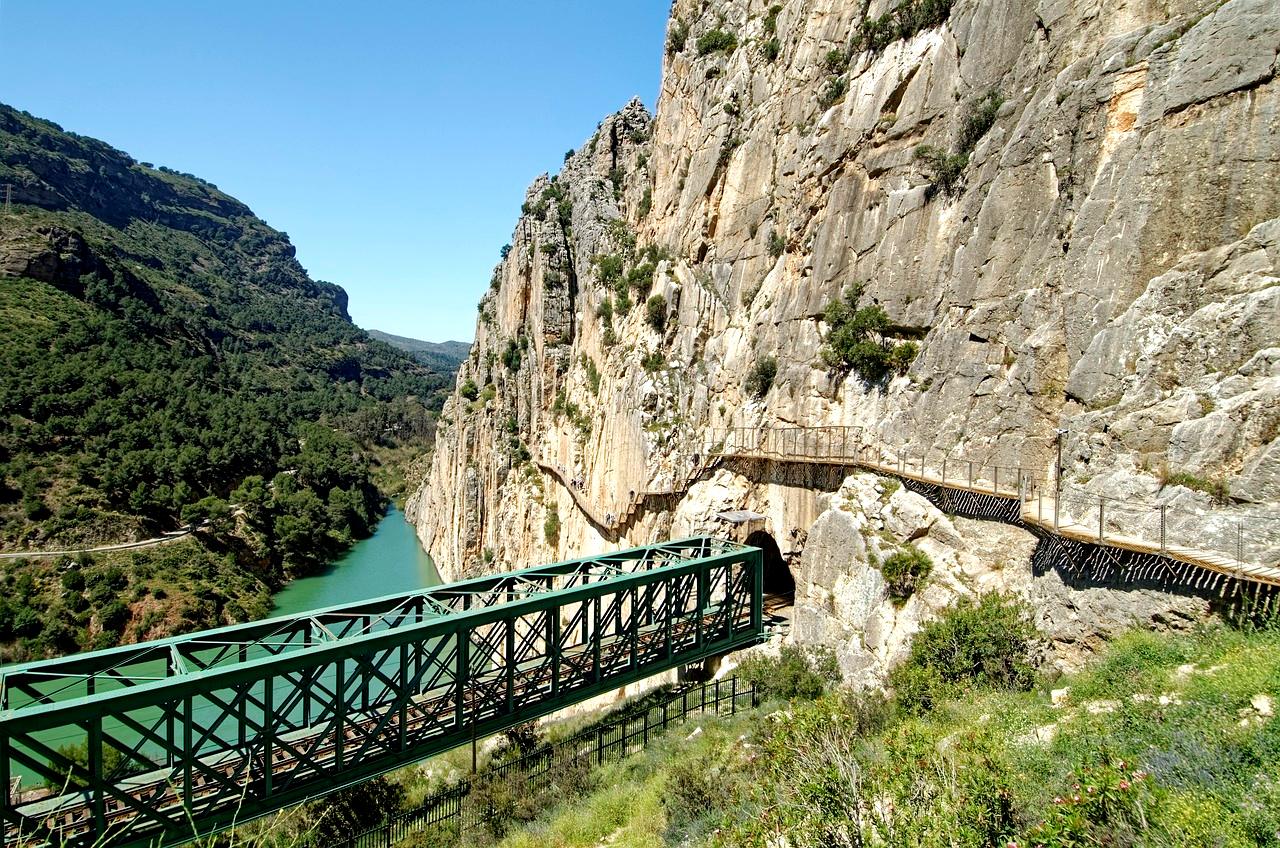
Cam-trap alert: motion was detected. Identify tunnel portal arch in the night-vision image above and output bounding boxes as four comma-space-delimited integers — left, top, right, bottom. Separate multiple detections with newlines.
745, 529, 794, 596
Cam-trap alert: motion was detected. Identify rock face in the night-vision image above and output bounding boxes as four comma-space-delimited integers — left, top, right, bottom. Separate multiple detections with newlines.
409, 0, 1280, 639
794, 473, 1211, 684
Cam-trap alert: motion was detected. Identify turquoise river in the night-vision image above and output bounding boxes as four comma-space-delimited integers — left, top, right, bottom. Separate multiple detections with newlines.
270, 503, 441, 616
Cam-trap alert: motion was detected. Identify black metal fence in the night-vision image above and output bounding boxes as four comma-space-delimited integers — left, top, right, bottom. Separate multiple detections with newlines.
333, 677, 756, 848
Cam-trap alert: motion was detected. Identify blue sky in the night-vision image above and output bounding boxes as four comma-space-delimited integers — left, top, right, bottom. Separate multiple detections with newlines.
0, 1, 670, 342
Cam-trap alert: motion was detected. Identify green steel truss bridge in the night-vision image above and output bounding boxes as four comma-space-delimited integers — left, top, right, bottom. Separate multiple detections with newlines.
0, 537, 763, 848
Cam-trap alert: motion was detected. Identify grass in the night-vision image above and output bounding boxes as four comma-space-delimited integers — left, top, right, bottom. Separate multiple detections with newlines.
1161, 470, 1231, 504
456, 620, 1280, 848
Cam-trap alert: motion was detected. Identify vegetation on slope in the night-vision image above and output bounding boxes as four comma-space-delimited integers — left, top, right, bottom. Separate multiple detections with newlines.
0, 103, 457, 658
434, 605, 1280, 848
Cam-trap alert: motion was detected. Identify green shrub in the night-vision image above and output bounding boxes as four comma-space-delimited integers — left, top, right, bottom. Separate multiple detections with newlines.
817, 76, 849, 110
879, 544, 932, 603
888, 340, 918, 375
667, 17, 689, 54
736, 644, 840, 702
544, 505, 560, 546
501, 336, 525, 371
1161, 470, 1230, 504
696, 28, 738, 56
913, 91, 1002, 200
664, 751, 725, 836
459, 378, 479, 401
641, 350, 666, 372
818, 283, 919, 382
745, 355, 777, 398
763, 4, 783, 35
638, 186, 652, 217
1027, 760, 1155, 846
914, 144, 969, 197
822, 47, 850, 74
889, 592, 1037, 713
957, 89, 1004, 153
767, 229, 786, 258
645, 294, 668, 332
762, 37, 781, 61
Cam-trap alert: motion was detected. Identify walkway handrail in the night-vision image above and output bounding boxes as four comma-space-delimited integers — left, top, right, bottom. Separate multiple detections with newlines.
704, 425, 1280, 586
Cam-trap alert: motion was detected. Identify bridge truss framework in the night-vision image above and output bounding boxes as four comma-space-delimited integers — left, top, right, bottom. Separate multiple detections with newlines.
0, 537, 763, 847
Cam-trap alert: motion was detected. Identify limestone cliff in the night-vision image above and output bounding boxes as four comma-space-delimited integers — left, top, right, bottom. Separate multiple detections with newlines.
409, 0, 1280, 589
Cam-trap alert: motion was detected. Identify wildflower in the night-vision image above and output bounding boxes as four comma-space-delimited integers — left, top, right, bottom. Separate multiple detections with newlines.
1134, 770, 1148, 781
1053, 796, 1063, 805
1118, 779, 1131, 790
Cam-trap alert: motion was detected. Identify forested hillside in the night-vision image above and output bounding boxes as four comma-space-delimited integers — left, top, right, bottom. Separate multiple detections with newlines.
0, 103, 452, 659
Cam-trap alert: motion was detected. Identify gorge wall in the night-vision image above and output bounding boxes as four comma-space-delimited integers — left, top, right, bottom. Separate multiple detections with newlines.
408, 0, 1280, 661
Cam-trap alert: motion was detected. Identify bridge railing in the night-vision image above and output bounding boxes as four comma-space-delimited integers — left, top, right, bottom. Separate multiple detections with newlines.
335, 676, 757, 848
704, 426, 1280, 580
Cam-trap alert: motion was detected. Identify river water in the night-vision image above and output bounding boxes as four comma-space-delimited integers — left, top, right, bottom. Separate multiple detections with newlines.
10, 506, 441, 789
270, 504, 441, 616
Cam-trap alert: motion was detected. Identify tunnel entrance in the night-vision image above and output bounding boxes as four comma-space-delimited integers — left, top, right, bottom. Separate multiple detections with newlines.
746, 530, 794, 596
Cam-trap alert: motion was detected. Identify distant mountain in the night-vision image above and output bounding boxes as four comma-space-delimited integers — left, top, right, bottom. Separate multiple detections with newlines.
368, 330, 470, 373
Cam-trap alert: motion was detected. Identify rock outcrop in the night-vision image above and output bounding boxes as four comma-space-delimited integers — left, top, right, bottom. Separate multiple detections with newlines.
408, 0, 1279, 665
795, 473, 1211, 685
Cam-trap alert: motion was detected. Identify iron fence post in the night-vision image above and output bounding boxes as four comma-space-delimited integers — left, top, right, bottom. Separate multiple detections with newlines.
1159, 505, 1167, 554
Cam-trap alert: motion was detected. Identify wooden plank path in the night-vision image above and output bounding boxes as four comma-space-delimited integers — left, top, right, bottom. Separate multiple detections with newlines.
537, 424, 1279, 588
712, 428, 1280, 589
535, 461, 711, 536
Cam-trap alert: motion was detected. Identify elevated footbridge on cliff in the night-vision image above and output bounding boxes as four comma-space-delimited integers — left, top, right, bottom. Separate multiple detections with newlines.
0, 538, 763, 848
705, 425, 1280, 590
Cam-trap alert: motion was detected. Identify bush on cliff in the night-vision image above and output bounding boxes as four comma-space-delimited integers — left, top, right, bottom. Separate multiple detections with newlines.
818, 283, 918, 383
890, 591, 1037, 713
878, 544, 932, 603
696, 28, 738, 57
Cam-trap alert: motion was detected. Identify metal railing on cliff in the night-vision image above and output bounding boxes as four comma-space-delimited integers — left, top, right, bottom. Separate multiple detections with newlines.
704, 425, 1280, 588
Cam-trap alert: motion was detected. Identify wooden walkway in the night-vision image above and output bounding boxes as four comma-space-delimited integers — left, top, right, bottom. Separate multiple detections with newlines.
535, 460, 715, 538
711, 426, 1280, 589
535, 426, 1279, 589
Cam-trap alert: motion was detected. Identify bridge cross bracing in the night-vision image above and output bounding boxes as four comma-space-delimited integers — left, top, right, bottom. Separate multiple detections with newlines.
0, 537, 763, 847
705, 425, 1280, 588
